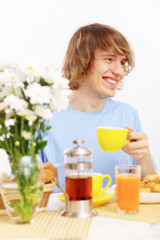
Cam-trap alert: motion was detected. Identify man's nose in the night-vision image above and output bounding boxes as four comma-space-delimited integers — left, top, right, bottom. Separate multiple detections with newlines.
112, 62, 124, 77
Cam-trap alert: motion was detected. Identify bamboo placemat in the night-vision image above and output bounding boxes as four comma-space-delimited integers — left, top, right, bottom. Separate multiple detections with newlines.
95, 202, 160, 224
0, 210, 92, 239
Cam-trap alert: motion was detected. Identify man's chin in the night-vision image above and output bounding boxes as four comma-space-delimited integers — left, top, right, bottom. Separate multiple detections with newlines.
104, 91, 116, 98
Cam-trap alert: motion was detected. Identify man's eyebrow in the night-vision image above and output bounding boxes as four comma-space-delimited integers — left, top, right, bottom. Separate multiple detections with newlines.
101, 54, 127, 61
101, 54, 116, 57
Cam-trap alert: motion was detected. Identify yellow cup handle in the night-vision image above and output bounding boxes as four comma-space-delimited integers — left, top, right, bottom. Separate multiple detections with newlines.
100, 174, 112, 194
124, 139, 130, 145
124, 130, 131, 145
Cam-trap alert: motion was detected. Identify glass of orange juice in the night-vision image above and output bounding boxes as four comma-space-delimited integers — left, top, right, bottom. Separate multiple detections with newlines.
115, 165, 141, 214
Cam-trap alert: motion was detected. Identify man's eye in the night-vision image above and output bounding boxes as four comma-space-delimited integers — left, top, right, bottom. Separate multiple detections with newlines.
121, 61, 127, 66
105, 58, 112, 62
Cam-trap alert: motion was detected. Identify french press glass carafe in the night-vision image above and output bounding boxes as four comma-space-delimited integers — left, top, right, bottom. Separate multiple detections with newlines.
54, 140, 97, 218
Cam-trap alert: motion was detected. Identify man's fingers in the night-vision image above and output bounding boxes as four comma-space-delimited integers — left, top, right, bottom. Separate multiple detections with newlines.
127, 132, 148, 141
124, 126, 135, 132
123, 140, 148, 151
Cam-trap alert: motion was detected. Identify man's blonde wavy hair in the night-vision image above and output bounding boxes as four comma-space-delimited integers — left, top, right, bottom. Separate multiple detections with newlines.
62, 23, 135, 90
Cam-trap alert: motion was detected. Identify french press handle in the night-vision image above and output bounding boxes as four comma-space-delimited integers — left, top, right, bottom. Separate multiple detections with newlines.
54, 163, 69, 211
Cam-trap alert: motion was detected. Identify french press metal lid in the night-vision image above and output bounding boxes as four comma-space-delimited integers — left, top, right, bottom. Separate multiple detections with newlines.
64, 140, 93, 172
64, 140, 93, 158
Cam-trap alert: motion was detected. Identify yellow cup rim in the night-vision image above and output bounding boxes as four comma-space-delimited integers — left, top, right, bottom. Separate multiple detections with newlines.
97, 126, 128, 130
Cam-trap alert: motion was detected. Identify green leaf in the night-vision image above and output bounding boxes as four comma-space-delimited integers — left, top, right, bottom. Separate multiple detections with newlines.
37, 141, 47, 150
40, 122, 45, 132
46, 126, 52, 130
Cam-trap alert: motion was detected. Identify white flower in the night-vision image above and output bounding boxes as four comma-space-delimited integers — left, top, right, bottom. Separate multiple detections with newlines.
0, 61, 18, 70
14, 86, 24, 98
15, 141, 20, 146
41, 65, 61, 84
25, 83, 51, 104
53, 77, 69, 89
4, 95, 28, 111
50, 89, 70, 111
0, 102, 8, 111
5, 109, 14, 119
20, 156, 32, 177
5, 119, 15, 127
24, 167, 31, 177
22, 64, 42, 79
17, 109, 34, 116
24, 66, 41, 84
0, 84, 22, 99
20, 156, 32, 167
6, 133, 12, 138
0, 135, 5, 141
32, 142, 36, 147
0, 67, 25, 87
17, 109, 37, 122
21, 131, 32, 140
34, 105, 53, 120
25, 114, 37, 122
25, 67, 35, 83
0, 85, 12, 99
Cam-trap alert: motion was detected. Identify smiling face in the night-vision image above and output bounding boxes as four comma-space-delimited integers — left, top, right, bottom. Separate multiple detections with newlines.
81, 48, 127, 99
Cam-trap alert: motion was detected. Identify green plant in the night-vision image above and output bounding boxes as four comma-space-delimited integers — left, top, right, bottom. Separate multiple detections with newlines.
0, 64, 69, 221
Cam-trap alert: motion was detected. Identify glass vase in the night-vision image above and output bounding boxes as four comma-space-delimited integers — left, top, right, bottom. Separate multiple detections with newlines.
1, 155, 44, 224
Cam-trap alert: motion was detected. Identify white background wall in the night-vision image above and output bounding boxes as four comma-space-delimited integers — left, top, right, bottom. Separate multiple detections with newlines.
0, 0, 160, 169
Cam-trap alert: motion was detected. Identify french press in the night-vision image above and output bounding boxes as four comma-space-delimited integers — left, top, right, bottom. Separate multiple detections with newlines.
54, 140, 97, 218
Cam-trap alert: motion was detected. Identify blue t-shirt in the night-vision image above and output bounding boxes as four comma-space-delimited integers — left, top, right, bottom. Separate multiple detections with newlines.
40, 98, 154, 192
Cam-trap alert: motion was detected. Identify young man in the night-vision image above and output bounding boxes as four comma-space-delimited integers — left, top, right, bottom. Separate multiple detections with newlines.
41, 23, 156, 192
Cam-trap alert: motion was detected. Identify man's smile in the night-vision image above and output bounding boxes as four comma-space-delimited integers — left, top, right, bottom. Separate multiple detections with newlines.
102, 76, 118, 88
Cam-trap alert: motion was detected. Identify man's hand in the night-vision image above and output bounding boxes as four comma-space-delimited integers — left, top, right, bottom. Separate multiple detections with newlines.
122, 126, 156, 180
122, 126, 150, 162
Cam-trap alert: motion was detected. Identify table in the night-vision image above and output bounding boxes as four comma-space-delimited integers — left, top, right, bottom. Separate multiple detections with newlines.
47, 193, 160, 240
1, 192, 160, 239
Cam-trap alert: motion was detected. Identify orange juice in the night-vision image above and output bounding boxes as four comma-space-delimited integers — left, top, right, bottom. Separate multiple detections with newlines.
116, 174, 140, 211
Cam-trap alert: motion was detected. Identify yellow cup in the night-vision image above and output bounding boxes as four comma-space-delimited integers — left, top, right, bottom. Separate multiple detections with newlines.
97, 127, 131, 152
92, 172, 112, 197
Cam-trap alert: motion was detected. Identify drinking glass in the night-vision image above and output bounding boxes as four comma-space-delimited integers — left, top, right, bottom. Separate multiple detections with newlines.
115, 165, 141, 214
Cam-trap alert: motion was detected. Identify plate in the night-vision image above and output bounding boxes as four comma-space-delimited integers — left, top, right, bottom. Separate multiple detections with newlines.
140, 192, 160, 203
58, 192, 113, 207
